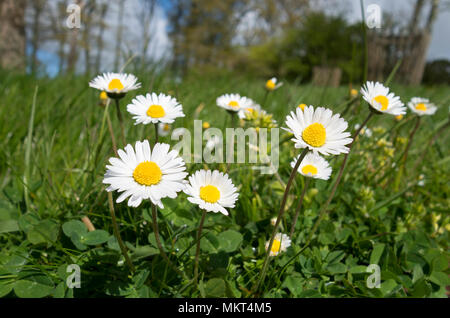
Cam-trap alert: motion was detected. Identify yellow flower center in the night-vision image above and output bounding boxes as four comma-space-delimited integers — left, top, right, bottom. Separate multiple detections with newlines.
133, 161, 162, 186
266, 79, 276, 90
146, 105, 165, 118
271, 239, 281, 254
100, 91, 108, 100
199, 185, 220, 203
395, 114, 403, 121
228, 101, 239, 108
301, 164, 318, 176
350, 89, 358, 97
202, 122, 210, 129
163, 124, 170, 131
297, 103, 307, 110
108, 79, 124, 91
246, 108, 255, 113
373, 95, 389, 111
302, 123, 326, 147
415, 103, 427, 111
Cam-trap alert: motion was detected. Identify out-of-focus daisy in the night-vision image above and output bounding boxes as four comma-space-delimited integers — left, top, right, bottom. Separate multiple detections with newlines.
360, 81, 405, 116
283, 106, 352, 156
205, 135, 222, 151
297, 103, 307, 111
395, 114, 403, 121
202, 122, 210, 129
291, 152, 332, 180
100, 91, 108, 101
238, 102, 261, 119
216, 94, 254, 113
265, 77, 283, 91
158, 123, 171, 137
89, 72, 141, 97
184, 170, 239, 215
350, 88, 358, 98
103, 141, 188, 208
354, 124, 372, 137
265, 233, 291, 256
127, 93, 185, 125
408, 97, 437, 116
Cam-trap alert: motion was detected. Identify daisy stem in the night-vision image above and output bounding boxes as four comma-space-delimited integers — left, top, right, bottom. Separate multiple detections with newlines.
107, 192, 135, 273
154, 123, 159, 144
289, 177, 311, 238
194, 209, 207, 285
252, 147, 309, 295
106, 111, 118, 156
151, 204, 185, 278
114, 98, 126, 147
262, 90, 269, 106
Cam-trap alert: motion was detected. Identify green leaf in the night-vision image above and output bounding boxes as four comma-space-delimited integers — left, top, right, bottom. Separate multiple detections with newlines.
18, 212, 40, 233
0, 283, 13, 297
13, 276, 55, 298
327, 263, 347, 274
370, 243, 385, 265
204, 278, 226, 297
380, 279, 397, 296
27, 219, 59, 245
349, 265, 368, 274
62, 220, 87, 237
428, 272, 450, 287
200, 232, 219, 253
0, 220, 19, 233
82, 230, 110, 245
217, 230, 243, 253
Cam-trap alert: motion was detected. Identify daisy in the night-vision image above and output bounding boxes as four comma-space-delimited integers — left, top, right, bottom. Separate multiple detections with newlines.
103, 141, 188, 208
237, 102, 261, 119
408, 97, 437, 116
89, 72, 141, 96
354, 124, 372, 137
205, 135, 222, 151
127, 93, 185, 125
184, 170, 239, 215
265, 233, 291, 256
291, 152, 332, 180
216, 93, 254, 113
158, 123, 171, 137
360, 81, 405, 115
283, 106, 353, 156
297, 103, 307, 111
265, 77, 283, 91
350, 88, 358, 98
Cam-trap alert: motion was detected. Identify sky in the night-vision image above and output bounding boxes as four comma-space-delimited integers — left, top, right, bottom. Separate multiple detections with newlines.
36, 0, 450, 76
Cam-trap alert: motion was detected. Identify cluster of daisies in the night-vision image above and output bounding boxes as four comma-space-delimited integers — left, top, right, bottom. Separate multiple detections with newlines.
89, 73, 439, 260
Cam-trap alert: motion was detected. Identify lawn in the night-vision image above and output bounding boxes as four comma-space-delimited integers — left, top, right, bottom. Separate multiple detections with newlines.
0, 70, 449, 298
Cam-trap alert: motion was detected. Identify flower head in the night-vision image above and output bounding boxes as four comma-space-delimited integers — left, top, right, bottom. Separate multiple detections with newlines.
216, 94, 254, 113
265, 77, 283, 91
297, 103, 307, 111
408, 97, 437, 116
184, 170, 239, 215
360, 81, 405, 115
283, 106, 352, 156
158, 123, 171, 137
103, 141, 188, 208
265, 233, 291, 256
127, 93, 185, 125
237, 101, 261, 119
291, 152, 332, 180
350, 88, 358, 98
89, 72, 141, 96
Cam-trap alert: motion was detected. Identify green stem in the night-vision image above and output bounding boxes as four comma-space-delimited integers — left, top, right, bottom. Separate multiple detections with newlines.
194, 209, 207, 285
107, 192, 135, 273
252, 147, 309, 295
114, 98, 126, 147
289, 177, 311, 238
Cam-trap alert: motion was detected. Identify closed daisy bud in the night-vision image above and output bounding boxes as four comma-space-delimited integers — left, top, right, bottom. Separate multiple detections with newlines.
127, 93, 185, 125
408, 97, 437, 116
350, 88, 358, 97
395, 114, 403, 121
360, 81, 405, 116
283, 106, 353, 156
184, 170, 239, 215
103, 141, 188, 208
100, 91, 108, 101
265, 233, 291, 256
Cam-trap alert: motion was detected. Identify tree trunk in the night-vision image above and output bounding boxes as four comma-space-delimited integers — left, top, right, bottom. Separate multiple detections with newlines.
113, 0, 125, 71
0, 0, 26, 71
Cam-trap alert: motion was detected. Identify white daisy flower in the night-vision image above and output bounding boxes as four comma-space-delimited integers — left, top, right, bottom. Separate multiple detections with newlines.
408, 97, 437, 116
205, 135, 222, 151
216, 94, 254, 113
126, 93, 185, 125
291, 152, 332, 180
360, 81, 405, 115
184, 170, 239, 216
265, 77, 283, 91
158, 123, 171, 137
283, 106, 353, 156
89, 72, 141, 95
237, 102, 262, 119
265, 233, 291, 256
103, 141, 188, 208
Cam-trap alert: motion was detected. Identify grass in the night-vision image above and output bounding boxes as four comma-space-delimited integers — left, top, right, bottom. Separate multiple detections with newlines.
0, 70, 449, 298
